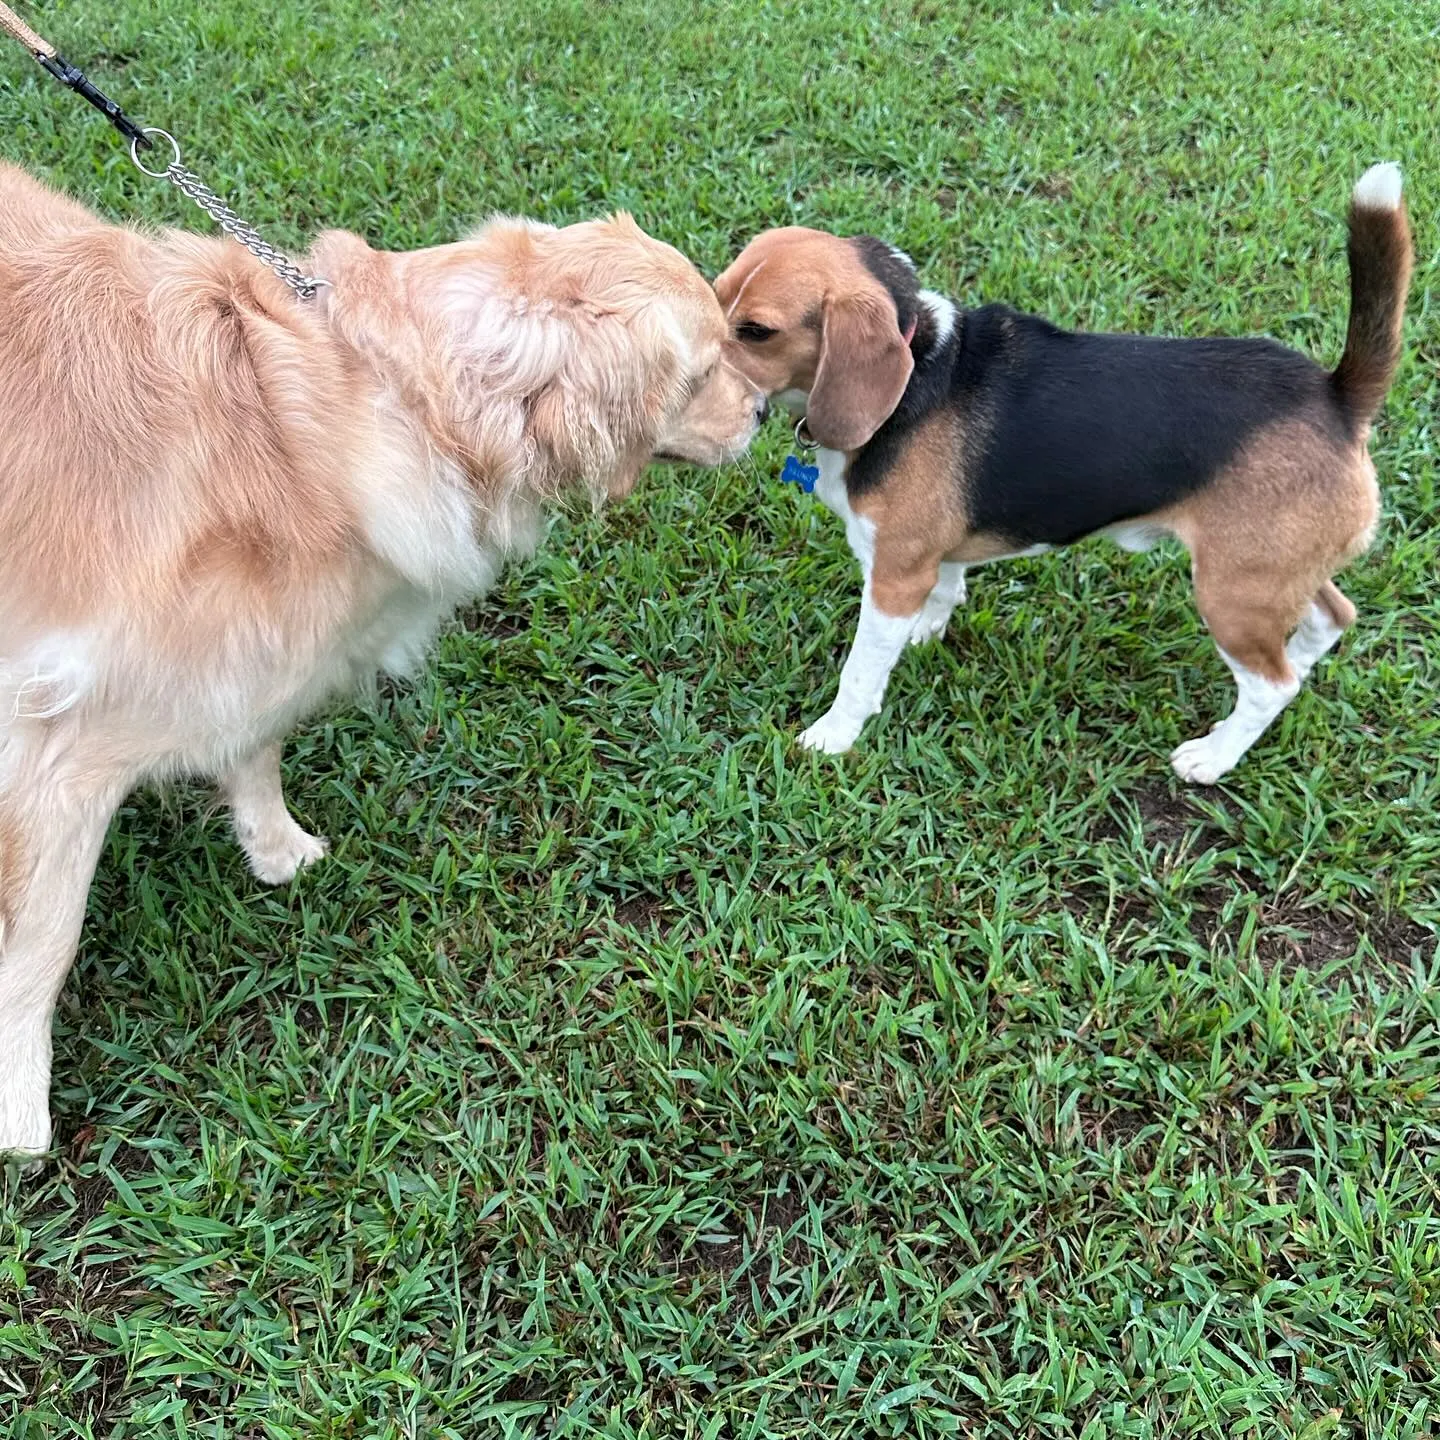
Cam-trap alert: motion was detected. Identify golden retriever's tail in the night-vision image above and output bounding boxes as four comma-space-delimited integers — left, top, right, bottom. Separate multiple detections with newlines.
1332, 163, 1412, 430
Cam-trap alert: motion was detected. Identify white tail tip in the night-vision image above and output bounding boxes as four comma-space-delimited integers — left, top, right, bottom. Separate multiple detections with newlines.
1353, 162, 1403, 211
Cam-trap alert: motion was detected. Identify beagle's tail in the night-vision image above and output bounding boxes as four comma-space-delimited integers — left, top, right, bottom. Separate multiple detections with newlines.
1331, 162, 1412, 429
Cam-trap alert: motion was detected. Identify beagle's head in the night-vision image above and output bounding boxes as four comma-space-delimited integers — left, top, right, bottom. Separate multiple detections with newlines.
714, 229, 920, 452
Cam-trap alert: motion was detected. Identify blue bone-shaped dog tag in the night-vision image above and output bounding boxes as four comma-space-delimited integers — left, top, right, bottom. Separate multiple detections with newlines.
781, 453, 820, 493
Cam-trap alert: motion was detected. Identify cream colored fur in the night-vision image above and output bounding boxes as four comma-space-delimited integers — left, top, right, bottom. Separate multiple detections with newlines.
0, 163, 762, 1161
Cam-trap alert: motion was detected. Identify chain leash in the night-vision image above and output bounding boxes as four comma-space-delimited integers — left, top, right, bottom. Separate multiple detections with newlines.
2, 1, 326, 301
131, 129, 326, 300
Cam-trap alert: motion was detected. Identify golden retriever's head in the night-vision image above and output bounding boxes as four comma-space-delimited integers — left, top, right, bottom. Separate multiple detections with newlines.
326, 214, 764, 506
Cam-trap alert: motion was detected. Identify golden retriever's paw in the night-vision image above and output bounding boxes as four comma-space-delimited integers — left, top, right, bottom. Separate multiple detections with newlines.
245, 826, 329, 885
0, 1102, 52, 1174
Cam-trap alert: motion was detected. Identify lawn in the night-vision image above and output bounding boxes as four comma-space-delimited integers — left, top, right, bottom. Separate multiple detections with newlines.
2, 0, 1439, 1435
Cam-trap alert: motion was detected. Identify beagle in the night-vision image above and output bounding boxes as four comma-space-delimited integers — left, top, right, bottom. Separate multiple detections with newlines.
715, 165, 1411, 782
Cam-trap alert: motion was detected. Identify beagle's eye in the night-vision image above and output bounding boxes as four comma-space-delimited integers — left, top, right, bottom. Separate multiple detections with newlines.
735, 321, 778, 343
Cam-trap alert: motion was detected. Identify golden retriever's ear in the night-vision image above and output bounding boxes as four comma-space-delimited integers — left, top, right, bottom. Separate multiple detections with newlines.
418, 217, 691, 497
806, 294, 913, 452
601, 439, 655, 500
511, 315, 673, 497
605, 211, 643, 236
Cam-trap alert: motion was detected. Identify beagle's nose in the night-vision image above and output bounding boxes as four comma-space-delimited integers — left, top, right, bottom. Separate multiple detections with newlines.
754, 394, 770, 425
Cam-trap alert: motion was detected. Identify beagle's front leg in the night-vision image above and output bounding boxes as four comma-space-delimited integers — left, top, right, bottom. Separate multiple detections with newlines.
909, 561, 967, 645
798, 528, 940, 754
798, 581, 925, 753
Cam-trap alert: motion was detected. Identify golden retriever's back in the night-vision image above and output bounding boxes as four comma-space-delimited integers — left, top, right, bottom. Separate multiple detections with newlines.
0, 165, 364, 638
0, 163, 99, 250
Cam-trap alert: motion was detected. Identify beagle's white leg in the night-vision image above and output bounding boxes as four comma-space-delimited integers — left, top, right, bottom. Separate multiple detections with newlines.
1284, 599, 1347, 683
800, 448, 935, 753
1170, 601, 1345, 785
799, 585, 918, 755
812, 447, 876, 580
910, 562, 967, 645
1170, 653, 1299, 784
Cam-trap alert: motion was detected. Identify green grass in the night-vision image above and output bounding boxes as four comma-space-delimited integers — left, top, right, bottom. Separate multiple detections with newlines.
3, 0, 1440, 1435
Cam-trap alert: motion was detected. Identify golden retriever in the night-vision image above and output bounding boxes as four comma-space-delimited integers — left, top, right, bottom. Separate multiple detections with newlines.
0, 162, 764, 1160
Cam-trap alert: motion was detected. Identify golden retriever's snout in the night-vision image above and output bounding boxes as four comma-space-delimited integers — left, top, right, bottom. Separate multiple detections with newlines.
655, 362, 767, 468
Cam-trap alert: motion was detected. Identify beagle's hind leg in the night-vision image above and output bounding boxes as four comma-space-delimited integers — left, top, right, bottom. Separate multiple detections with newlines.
1286, 580, 1353, 684
1171, 574, 1353, 786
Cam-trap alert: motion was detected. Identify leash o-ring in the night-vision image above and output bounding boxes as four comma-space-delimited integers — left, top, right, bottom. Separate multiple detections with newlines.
130, 126, 180, 178
794, 416, 817, 452
5, 4, 326, 299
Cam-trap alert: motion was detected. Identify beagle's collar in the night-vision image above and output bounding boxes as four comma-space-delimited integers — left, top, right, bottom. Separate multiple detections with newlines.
782, 414, 820, 491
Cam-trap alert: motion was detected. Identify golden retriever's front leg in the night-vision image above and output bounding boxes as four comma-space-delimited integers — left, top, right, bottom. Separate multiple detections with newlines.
0, 771, 123, 1164
223, 744, 327, 885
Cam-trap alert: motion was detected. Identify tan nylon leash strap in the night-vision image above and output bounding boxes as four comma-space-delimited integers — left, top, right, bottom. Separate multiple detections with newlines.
0, 1, 56, 59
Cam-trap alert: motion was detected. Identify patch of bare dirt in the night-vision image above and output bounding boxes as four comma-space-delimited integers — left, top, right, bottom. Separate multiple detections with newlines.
1253, 908, 1361, 974
1200, 896, 1434, 976
1091, 782, 1224, 851
659, 1187, 810, 1280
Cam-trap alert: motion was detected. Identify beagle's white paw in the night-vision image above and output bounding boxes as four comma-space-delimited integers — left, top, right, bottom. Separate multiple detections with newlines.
798, 712, 862, 755
908, 603, 954, 646
1170, 734, 1235, 786
908, 574, 966, 646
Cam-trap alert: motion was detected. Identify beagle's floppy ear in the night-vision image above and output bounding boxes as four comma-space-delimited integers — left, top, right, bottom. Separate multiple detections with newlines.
806, 292, 914, 451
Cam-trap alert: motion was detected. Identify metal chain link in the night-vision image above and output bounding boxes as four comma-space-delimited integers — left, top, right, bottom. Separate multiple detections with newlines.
3, 7, 324, 300
133, 128, 326, 301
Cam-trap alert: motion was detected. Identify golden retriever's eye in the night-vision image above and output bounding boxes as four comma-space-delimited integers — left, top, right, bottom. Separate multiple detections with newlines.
736, 321, 778, 343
